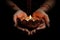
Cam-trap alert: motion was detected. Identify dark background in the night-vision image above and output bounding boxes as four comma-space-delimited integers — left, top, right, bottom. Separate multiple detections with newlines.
0, 0, 60, 40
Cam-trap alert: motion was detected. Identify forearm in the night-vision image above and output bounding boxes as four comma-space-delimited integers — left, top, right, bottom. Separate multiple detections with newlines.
6, 0, 20, 11
39, 0, 55, 12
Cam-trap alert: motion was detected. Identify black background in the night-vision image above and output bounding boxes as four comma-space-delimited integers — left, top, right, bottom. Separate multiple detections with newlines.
0, 0, 60, 40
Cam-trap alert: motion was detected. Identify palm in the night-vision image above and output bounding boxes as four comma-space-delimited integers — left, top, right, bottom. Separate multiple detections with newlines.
32, 10, 50, 28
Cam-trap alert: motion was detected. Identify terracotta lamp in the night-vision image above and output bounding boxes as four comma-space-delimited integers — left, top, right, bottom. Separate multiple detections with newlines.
17, 15, 45, 31
16, 13, 47, 35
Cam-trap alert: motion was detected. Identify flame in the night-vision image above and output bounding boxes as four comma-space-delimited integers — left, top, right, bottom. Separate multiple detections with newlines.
29, 15, 32, 19
25, 15, 32, 21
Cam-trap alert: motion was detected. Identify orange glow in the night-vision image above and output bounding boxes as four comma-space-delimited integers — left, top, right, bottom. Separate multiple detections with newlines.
25, 15, 33, 21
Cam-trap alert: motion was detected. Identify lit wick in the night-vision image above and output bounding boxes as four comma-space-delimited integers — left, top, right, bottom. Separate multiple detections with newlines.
25, 15, 35, 21
29, 15, 32, 19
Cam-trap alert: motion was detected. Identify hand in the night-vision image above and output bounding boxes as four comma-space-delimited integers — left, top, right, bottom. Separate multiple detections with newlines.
32, 9, 50, 27
15, 10, 27, 21
32, 10, 44, 20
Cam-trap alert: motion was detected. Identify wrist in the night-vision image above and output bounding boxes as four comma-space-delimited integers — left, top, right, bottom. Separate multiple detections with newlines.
36, 8, 47, 15
15, 10, 23, 15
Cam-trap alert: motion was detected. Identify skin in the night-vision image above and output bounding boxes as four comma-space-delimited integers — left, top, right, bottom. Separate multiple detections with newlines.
6, 0, 55, 35
13, 10, 27, 26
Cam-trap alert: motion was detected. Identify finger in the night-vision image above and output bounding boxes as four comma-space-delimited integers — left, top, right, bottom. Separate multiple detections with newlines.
32, 29, 36, 33
17, 26, 25, 31
39, 10, 50, 27
43, 15, 50, 27
15, 11, 27, 21
25, 29, 29, 32
26, 30, 30, 35
36, 23, 46, 30
30, 31, 33, 35
29, 30, 36, 35
13, 14, 18, 26
25, 29, 31, 35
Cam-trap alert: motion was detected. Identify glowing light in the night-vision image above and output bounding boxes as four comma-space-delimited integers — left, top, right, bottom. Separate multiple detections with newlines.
25, 15, 32, 21
29, 15, 32, 19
